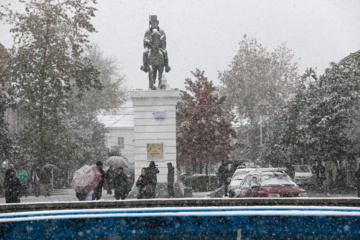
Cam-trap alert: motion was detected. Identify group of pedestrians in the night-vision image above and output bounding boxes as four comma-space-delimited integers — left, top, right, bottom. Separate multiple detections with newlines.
3, 164, 54, 203
77, 160, 175, 201
76, 161, 132, 201
136, 161, 175, 199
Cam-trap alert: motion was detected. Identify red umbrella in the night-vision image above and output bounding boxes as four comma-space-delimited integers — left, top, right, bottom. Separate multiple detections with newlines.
72, 165, 102, 194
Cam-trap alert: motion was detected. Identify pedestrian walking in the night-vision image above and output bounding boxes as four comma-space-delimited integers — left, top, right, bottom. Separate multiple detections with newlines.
30, 165, 41, 197
167, 162, 175, 198
286, 162, 295, 180
4, 169, 21, 203
92, 161, 107, 200
355, 163, 360, 197
41, 168, 52, 197
136, 168, 150, 199
217, 162, 230, 196
8, 164, 17, 175
17, 166, 28, 197
313, 162, 326, 193
106, 166, 115, 195
113, 167, 129, 200
75, 192, 87, 201
147, 161, 159, 198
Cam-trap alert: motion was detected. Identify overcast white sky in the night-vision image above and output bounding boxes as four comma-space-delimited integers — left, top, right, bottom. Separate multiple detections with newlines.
1, 0, 360, 90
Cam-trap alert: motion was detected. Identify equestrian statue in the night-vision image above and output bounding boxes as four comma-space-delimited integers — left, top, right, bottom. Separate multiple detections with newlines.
140, 15, 171, 90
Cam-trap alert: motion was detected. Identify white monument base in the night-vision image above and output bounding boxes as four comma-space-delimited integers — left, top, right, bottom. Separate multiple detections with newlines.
128, 89, 182, 198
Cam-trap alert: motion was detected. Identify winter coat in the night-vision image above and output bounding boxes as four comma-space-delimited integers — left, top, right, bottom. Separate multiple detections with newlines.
17, 170, 28, 186
136, 174, 150, 199
217, 165, 230, 183
41, 169, 52, 184
113, 172, 129, 193
30, 167, 41, 183
167, 166, 174, 184
95, 168, 107, 190
4, 170, 21, 203
314, 165, 326, 181
355, 168, 360, 189
147, 166, 159, 185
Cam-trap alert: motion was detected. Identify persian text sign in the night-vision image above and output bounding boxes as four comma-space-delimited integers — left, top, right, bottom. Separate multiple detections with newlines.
147, 144, 163, 159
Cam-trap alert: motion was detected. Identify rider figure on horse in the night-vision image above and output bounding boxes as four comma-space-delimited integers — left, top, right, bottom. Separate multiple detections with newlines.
140, 15, 171, 73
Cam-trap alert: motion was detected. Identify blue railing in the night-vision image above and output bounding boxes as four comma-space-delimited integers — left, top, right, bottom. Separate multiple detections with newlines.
1, 206, 360, 239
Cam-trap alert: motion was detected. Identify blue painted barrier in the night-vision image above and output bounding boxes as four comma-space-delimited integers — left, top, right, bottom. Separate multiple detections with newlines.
1, 206, 360, 239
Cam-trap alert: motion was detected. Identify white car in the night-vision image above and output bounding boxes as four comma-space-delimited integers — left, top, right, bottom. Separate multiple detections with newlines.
228, 167, 286, 198
293, 165, 315, 187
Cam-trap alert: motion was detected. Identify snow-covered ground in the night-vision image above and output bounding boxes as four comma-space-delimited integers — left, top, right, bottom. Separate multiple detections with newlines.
0, 188, 358, 205
0, 188, 213, 204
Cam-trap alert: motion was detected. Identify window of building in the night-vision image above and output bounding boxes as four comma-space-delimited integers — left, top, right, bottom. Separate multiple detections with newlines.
118, 137, 124, 149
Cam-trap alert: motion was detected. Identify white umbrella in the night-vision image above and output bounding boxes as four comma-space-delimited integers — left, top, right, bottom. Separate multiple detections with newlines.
104, 156, 131, 168
72, 165, 102, 194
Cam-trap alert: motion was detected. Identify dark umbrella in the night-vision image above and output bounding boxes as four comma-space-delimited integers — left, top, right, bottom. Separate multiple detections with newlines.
42, 163, 60, 172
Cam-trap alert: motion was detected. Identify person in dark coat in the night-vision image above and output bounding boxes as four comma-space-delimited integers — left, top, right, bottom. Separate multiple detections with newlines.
41, 168, 52, 197
4, 169, 21, 203
106, 166, 115, 195
147, 161, 159, 198
75, 192, 87, 201
313, 162, 326, 193
167, 162, 175, 198
217, 162, 230, 196
355, 163, 360, 197
136, 168, 150, 199
286, 162, 295, 180
92, 161, 107, 200
30, 165, 41, 197
112, 167, 129, 200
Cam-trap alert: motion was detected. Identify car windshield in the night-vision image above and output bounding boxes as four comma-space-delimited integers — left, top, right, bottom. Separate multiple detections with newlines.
261, 173, 296, 186
294, 166, 310, 173
233, 170, 252, 180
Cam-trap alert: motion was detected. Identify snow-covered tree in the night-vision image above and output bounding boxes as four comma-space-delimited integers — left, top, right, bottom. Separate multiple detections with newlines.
0, 44, 13, 163
177, 70, 239, 172
0, 0, 101, 166
262, 56, 360, 168
219, 35, 300, 161
81, 43, 128, 113
62, 44, 129, 168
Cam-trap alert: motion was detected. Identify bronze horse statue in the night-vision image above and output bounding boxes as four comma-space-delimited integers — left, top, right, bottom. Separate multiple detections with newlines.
147, 30, 165, 90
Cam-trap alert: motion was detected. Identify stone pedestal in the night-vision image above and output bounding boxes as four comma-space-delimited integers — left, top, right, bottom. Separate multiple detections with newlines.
128, 90, 181, 198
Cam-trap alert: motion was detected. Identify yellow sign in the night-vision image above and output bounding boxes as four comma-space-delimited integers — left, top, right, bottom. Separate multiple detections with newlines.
147, 144, 163, 158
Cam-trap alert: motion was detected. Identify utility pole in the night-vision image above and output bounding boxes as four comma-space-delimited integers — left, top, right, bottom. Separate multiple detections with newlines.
259, 115, 263, 147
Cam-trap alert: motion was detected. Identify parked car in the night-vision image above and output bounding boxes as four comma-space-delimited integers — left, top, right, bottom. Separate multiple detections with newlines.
293, 165, 315, 187
234, 171, 308, 198
228, 168, 257, 197
228, 167, 286, 198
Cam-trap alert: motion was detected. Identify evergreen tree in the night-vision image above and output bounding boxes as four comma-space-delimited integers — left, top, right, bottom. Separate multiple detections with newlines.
177, 70, 239, 172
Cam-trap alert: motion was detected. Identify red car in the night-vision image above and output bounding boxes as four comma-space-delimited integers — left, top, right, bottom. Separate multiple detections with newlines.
234, 171, 308, 198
